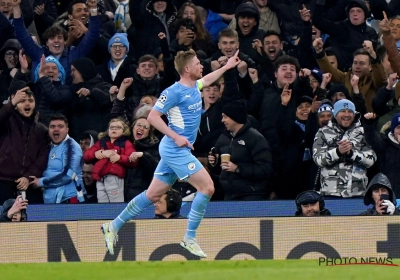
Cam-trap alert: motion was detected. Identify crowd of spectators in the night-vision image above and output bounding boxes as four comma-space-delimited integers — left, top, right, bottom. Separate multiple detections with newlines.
1, 0, 400, 216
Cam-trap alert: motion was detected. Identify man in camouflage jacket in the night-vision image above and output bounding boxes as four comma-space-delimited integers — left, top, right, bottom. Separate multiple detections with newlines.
313, 99, 376, 198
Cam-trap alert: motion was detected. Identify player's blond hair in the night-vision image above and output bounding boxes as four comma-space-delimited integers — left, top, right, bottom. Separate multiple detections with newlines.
174, 49, 197, 75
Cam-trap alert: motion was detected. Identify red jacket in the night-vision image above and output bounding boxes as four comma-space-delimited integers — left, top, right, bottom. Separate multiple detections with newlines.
84, 138, 138, 180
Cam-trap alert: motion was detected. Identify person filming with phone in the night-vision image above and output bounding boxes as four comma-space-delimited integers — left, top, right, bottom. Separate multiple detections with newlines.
0, 194, 28, 222
360, 173, 400, 216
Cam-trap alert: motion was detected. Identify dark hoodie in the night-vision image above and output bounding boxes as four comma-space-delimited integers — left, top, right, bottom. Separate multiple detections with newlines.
360, 173, 400, 215
128, 0, 177, 60
234, 2, 265, 64
313, 0, 378, 70
0, 39, 22, 107
0, 199, 27, 222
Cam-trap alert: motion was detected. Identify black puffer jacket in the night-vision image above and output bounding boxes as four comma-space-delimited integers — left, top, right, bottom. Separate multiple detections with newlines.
69, 74, 112, 140
209, 122, 273, 200
364, 121, 400, 197
124, 137, 160, 201
312, 0, 378, 70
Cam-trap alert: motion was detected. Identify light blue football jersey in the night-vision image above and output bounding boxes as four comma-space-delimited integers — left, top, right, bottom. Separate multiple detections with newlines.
154, 81, 203, 149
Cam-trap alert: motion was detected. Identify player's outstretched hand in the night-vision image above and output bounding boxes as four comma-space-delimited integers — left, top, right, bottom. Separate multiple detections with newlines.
174, 135, 194, 150
224, 50, 241, 70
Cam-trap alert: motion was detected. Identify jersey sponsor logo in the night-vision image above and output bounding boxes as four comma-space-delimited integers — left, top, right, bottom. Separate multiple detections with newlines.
187, 162, 196, 171
187, 100, 202, 112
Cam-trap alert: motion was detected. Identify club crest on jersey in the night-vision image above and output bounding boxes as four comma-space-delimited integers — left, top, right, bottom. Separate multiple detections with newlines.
51, 153, 56, 159
188, 162, 196, 171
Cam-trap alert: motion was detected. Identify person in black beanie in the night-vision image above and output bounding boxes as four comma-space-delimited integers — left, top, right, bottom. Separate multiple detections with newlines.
71, 58, 98, 83
69, 57, 113, 140
208, 99, 273, 201
294, 190, 331, 216
326, 82, 367, 116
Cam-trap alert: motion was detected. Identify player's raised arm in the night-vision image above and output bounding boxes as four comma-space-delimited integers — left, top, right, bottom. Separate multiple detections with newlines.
200, 50, 241, 88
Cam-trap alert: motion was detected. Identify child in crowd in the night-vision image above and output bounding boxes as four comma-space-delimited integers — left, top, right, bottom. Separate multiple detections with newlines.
84, 118, 138, 203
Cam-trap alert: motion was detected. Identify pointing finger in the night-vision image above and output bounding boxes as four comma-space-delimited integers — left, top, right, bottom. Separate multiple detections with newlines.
383, 11, 387, 20
18, 86, 30, 93
284, 83, 289, 90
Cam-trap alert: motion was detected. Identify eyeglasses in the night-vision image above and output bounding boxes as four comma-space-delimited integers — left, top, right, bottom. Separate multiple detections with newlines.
109, 126, 123, 130
310, 79, 319, 83
4, 52, 17, 57
136, 123, 150, 130
110, 45, 126, 50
